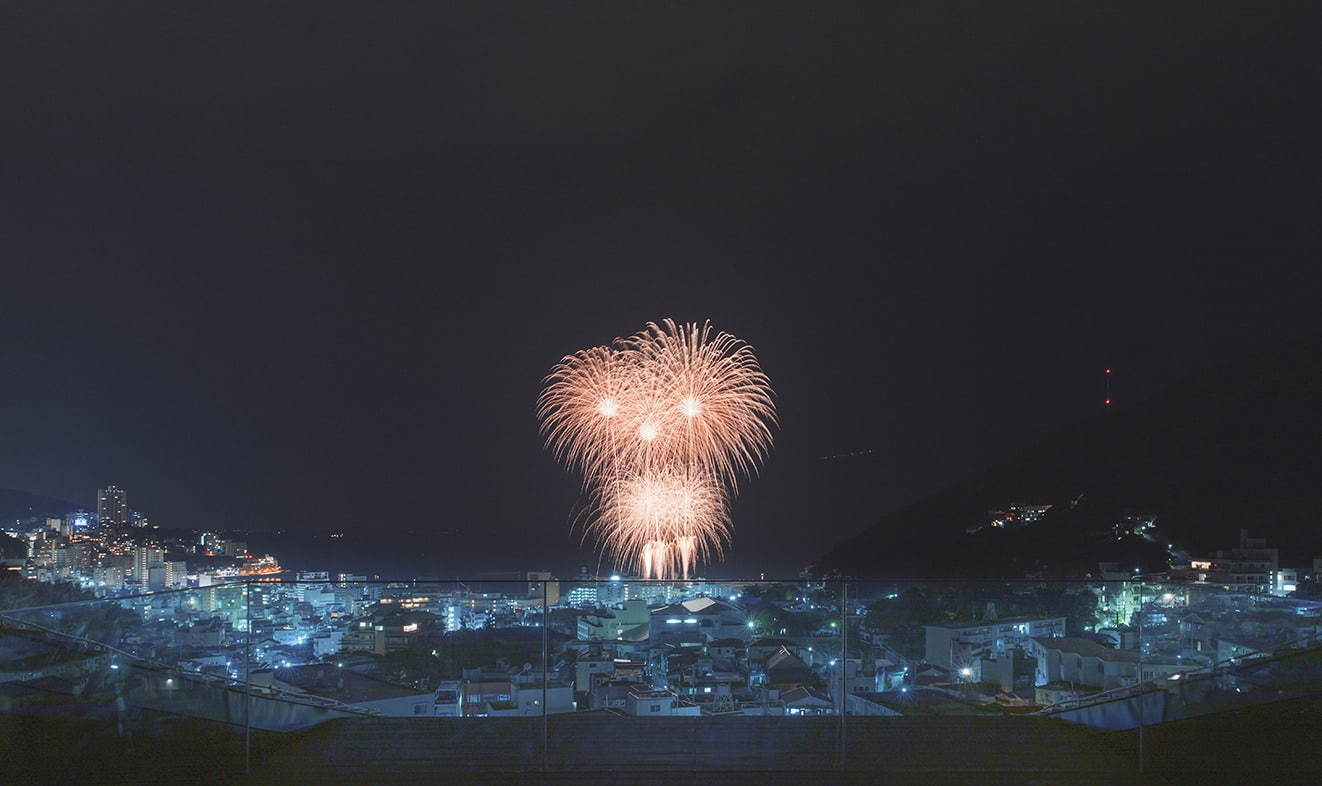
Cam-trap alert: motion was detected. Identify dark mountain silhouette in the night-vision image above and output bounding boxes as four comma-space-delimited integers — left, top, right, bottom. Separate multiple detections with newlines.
815, 336, 1322, 578
0, 488, 82, 527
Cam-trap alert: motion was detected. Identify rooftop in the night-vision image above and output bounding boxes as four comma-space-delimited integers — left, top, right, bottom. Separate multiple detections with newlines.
272, 663, 428, 704
1031, 637, 1139, 663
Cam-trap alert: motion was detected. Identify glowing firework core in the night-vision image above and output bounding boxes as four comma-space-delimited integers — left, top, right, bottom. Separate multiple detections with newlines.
538, 319, 776, 579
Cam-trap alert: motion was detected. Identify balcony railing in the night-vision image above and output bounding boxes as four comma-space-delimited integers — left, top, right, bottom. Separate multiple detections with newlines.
2, 578, 1320, 779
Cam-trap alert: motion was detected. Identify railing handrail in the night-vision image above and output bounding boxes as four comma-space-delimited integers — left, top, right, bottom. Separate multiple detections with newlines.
12, 576, 1317, 617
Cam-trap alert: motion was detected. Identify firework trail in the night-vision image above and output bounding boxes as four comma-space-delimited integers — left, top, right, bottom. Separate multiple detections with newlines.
538, 319, 776, 579
592, 466, 729, 580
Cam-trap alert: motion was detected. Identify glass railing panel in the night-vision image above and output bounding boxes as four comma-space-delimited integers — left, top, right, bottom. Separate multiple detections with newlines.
6, 575, 1315, 777
837, 579, 1146, 776
0, 584, 252, 778
242, 579, 548, 772
545, 578, 840, 771
1138, 585, 1322, 778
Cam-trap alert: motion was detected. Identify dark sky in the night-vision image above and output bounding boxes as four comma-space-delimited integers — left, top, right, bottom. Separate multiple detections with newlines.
3, 3, 1320, 573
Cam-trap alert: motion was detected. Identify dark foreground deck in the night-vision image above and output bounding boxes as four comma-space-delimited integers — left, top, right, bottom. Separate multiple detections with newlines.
6, 696, 1322, 783
255, 713, 1137, 783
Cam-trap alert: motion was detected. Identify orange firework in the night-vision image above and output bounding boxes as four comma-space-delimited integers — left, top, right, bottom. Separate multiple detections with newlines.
620, 319, 776, 485
537, 345, 632, 484
538, 319, 776, 579
592, 466, 730, 580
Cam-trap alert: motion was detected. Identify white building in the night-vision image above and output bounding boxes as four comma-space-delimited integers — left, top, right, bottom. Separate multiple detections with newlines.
925, 616, 1066, 670
625, 689, 700, 717
564, 585, 599, 607
649, 597, 748, 645
578, 599, 650, 641
1031, 637, 1181, 692
311, 632, 343, 658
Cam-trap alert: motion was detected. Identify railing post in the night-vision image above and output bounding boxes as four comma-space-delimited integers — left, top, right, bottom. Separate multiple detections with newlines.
1136, 581, 1144, 775
542, 579, 549, 772
245, 579, 252, 775
839, 579, 847, 769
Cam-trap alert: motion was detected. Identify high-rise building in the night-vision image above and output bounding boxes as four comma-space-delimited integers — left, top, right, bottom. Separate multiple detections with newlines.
133, 545, 165, 585
30, 533, 58, 566
163, 561, 188, 589
97, 486, 128, 526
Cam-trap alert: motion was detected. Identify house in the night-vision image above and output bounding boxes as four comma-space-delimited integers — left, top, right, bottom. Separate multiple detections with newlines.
781, 687, 834, 715
649, 597, 747, 645
463, 679, 515, 715
1031, 637, 1182, 692
747, 637, 799, 664
574, 650, 614, 692
310, 632, 343, 658
512, 682, 573, 715
756, 646, 820, 691
339, 609, 436, 655
1215, 636, 1278, 665
676, 669, 743, 699
625, 689, 701, 716
433, 680, 462, 716
871, 658, 907, 691
461, 677, 574, 716
271, 663, 436, 716
577, 599, 650, 641
706, 638, 744, 662
1179, 530, 1280, 594
589, 677, 643, 710
925, 616, 1066, 670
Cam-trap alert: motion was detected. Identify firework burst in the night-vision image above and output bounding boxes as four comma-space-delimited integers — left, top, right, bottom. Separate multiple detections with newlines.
538, 319, 776, 579
592, 466, 729, 580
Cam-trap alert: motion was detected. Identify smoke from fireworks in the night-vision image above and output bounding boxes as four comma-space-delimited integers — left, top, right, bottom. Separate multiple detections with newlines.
539, 320, 776, 579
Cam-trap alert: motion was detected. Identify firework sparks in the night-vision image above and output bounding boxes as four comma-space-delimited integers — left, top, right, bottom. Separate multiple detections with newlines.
538, 319, 776, 579
592, 467, 729, 580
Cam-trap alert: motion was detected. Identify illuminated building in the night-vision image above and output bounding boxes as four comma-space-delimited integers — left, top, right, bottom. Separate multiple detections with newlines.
577, 598, 650, 641
1031, 637, 1182, 691
925, 616, 1066, 671
133, 545, 165, 586
92, 566, 124, 587
598, 575, 628, 605
163, 560, 188, 588
626, 689, 700, 716
240, 555, 282, 576
1178, 530, 1280, 593
565, 585, 599, 607
649, 596, 748, 644
96, 485, 128, 526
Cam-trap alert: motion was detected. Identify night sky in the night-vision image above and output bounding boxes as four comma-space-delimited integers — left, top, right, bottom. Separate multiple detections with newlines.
3, 3, 1320, 573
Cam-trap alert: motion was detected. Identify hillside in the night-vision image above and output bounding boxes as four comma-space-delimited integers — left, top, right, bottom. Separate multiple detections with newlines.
0, 488, 81, 527
814, 336, 1322, 578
